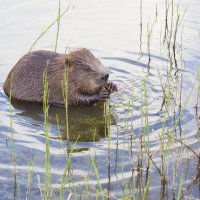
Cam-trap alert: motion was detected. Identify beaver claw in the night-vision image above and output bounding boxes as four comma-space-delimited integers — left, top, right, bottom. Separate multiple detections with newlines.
96, 82, 117, 102
105, 82, 118, 94
98, 88, 109, 101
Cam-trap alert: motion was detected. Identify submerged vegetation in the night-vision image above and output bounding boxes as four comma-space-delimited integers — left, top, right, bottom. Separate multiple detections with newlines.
1, 0, 200, 199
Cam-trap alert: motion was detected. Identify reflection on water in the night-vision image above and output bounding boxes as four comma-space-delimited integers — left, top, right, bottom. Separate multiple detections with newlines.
12, 101, 115, 142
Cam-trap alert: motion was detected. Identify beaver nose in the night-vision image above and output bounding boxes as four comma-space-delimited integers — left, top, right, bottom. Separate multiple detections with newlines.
102, 74, 109, 80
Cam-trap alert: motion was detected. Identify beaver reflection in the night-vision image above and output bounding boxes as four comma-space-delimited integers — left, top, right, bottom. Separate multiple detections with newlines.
12, 101, 114, 142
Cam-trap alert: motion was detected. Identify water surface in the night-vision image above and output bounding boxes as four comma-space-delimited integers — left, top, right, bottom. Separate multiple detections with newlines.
0, 0, 199, 199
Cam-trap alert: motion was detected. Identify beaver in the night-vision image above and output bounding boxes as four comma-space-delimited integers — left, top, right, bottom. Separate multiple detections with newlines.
3, 48, 117, 106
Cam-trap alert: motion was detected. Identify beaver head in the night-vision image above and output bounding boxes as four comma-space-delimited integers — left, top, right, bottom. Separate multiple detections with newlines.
68, 48, 109, 95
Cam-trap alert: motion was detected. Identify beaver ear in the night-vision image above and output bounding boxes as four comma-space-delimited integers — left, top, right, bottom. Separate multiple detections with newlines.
65, 58, 71, 67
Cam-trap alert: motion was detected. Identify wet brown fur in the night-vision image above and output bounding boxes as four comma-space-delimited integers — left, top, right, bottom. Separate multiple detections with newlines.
3, 48, 117, 106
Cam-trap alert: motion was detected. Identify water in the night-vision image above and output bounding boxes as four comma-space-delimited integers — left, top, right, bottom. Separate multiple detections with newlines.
0, 0, 199, 199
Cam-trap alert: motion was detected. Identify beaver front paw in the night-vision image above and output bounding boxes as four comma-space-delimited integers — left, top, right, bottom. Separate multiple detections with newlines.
105, 82, 118, 94
98, 88, 109, 101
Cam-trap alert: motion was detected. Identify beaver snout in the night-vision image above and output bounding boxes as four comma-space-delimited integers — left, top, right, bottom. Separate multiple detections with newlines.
101, 74, 109, 81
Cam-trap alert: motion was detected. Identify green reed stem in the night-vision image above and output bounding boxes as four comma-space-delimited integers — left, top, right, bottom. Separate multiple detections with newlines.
177, 175, 183, 200
198, 67, 200, 93
55, 0, 61, 52
90, 154, 105, 200
169, 80, 196, 136
26, 157, 34, 199
62, 51, 70, 142
29, 4, 70, 52
141, 174, 150, 200
9, 75, 21, 199
59, 136, 79, 200
143, 77, 150, 169
84, 175, 90, 200
43, 61, 53, 200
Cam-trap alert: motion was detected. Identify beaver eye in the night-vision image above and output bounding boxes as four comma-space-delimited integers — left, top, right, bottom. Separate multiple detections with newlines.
84, 68, 92, 72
